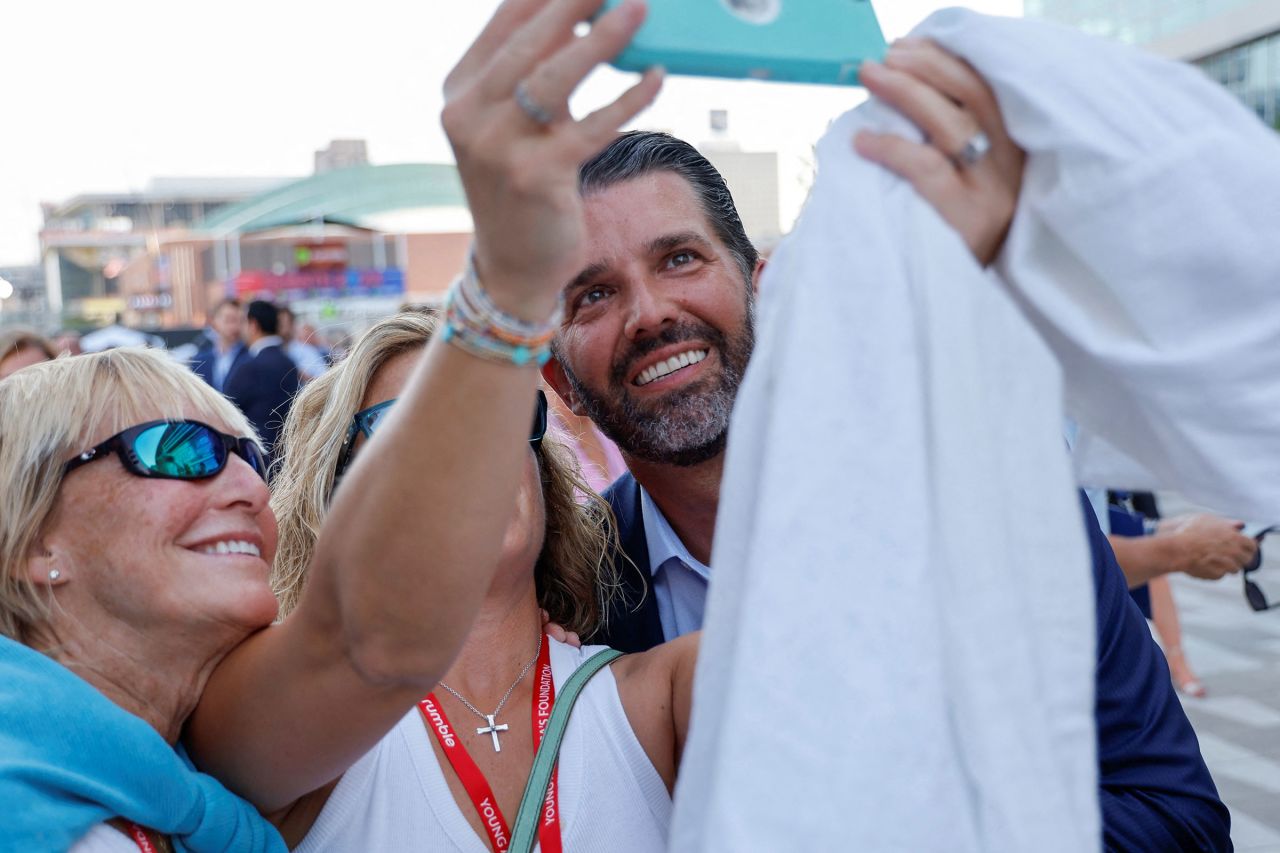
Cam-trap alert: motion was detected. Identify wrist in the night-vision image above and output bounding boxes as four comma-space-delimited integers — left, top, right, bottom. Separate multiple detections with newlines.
441, 253, 564, 368
1156, 535, 1191, 576
471, 250, 568, 326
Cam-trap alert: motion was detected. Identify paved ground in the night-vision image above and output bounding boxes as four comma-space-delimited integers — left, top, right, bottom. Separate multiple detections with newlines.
1168, 571, 1280, 851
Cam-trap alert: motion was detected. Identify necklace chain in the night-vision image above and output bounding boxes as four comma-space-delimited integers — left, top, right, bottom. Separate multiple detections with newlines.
437, 632, 543, 723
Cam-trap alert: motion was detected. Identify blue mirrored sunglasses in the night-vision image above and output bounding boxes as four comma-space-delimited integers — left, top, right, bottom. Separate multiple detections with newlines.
63, 420, 267, 482
334, 389, 549, 480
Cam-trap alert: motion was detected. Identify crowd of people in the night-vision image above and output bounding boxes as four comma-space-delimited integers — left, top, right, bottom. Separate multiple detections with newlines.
0, 1, 1268, 851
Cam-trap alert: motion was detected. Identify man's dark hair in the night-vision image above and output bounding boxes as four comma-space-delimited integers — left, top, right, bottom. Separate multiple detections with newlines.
246, 300, 279, 335
579, 131, 759, 284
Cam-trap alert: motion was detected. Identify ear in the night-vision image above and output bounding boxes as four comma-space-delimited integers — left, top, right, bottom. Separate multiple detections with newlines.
26, 541, 69, 588
751, 258, 767, 297
541, 357, 586, 417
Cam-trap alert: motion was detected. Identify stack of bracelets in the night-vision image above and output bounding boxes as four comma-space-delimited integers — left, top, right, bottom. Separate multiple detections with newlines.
441, 253, 564, 367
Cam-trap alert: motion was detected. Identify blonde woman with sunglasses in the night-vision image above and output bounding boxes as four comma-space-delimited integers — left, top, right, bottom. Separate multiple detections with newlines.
249, 311, 698, 851
1, 5, 660, 851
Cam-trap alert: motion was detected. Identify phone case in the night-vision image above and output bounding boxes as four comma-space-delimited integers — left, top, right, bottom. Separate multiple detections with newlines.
598, 0, 886, 86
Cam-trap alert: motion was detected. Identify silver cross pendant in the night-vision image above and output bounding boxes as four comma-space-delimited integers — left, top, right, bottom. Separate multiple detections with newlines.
476, 714, 510, 752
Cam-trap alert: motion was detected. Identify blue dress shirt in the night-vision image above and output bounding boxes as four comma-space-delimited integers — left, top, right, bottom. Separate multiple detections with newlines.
639, 485, 711, 641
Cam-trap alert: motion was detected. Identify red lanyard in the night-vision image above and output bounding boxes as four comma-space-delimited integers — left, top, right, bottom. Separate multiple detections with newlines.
122, 822, 158, 853
531, 639, 562, 853
419, 636, 561, 853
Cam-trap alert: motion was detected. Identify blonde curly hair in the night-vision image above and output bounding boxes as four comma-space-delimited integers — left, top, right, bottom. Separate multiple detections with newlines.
270, 311, 618, 635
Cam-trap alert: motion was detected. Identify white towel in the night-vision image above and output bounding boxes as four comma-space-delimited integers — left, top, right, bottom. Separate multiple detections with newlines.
671, 8, 1280, 851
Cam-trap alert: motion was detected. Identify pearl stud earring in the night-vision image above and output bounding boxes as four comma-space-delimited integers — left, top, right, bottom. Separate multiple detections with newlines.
48, 570, 61, 582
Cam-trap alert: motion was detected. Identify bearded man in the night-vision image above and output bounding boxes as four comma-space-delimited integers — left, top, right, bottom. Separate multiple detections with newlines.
542, 129, 1230, 850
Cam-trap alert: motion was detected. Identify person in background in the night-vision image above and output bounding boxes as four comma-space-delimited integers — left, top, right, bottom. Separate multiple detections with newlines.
1151, 576, 1202, 697
297, 321, 331, 363
546, 389, 627, 493
1109, 512, 1256, 589
0, 327, 56, 380
277, 305, 329, 383
190, 299, 250, 393
224, 300, 300, 461
1105, 491, 1256, 698
51, 329, 83, 357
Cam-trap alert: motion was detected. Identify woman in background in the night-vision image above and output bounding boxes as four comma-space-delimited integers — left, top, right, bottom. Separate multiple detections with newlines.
0, 326, 56, 379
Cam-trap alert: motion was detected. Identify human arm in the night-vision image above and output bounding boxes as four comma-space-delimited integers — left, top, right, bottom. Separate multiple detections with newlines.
1080, 496, 1231, 851
186, 0, 662, 813
854, 39, 1025, 266
612, 631, 700, 793
1109, 515, 1257, 587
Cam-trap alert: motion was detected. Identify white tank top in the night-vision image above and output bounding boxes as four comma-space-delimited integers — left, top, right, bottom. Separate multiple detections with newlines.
69, 824, 138, 853
296, 640, 672, 852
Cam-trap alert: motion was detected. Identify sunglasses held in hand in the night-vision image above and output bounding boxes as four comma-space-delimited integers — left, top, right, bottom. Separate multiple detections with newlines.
1243, 526, 1278, 612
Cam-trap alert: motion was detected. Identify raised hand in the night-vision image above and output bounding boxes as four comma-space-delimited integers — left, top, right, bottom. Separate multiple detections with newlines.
854, 38, 1025, 267
442, 0, 664, 320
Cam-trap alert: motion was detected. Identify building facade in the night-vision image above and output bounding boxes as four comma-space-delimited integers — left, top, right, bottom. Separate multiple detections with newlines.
39, 176, 291, 325
697, 110, 785, 252
1027, 0, 1280, 127
113, 162, 475, 331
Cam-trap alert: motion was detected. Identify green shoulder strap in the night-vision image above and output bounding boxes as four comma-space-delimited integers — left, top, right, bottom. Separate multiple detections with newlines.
508, 647, 623, 853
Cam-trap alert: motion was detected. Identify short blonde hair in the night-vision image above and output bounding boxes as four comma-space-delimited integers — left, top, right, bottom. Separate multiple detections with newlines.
271, 312, 618, 635
0, 348, 255, 642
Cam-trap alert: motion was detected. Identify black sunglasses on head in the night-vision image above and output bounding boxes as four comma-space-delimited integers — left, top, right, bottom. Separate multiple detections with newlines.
333, 389, 550, 480
1243, 526, 1278, 612
64, 420, 267, 482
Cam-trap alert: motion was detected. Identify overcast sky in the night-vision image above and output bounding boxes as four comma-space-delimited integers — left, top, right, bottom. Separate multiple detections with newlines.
0, 0, 1023, 266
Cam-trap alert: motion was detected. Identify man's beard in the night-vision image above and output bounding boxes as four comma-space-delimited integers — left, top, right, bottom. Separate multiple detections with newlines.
559, 306, 755, 469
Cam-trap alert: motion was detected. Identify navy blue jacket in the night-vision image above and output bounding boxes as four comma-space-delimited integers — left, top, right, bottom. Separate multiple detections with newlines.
596, 473, 1231, 851
223, 343, 299, 457
189, 337, 249, 393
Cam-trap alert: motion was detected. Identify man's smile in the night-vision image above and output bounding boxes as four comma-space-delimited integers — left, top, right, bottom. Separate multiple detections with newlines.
632, 347, 710, 388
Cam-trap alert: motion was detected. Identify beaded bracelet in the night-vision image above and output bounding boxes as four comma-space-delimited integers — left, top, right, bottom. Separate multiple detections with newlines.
441, 253, 563, 368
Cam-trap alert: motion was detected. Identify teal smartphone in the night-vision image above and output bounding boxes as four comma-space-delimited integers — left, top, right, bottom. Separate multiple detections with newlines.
597, 0, 886, 87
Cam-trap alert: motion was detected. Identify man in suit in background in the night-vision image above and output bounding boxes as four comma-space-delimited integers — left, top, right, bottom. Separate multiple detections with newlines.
276, 304, 329, 384
541, 130, 1230, 851
224, 300, 299, 461
190, 298, 250, 393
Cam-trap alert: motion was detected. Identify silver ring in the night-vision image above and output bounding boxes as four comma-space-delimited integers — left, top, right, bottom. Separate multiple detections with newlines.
514, 80, 555, 127
955, 130, 992, 168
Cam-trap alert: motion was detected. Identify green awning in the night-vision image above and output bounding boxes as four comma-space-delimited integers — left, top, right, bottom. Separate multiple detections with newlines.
197, 163, 466, 236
